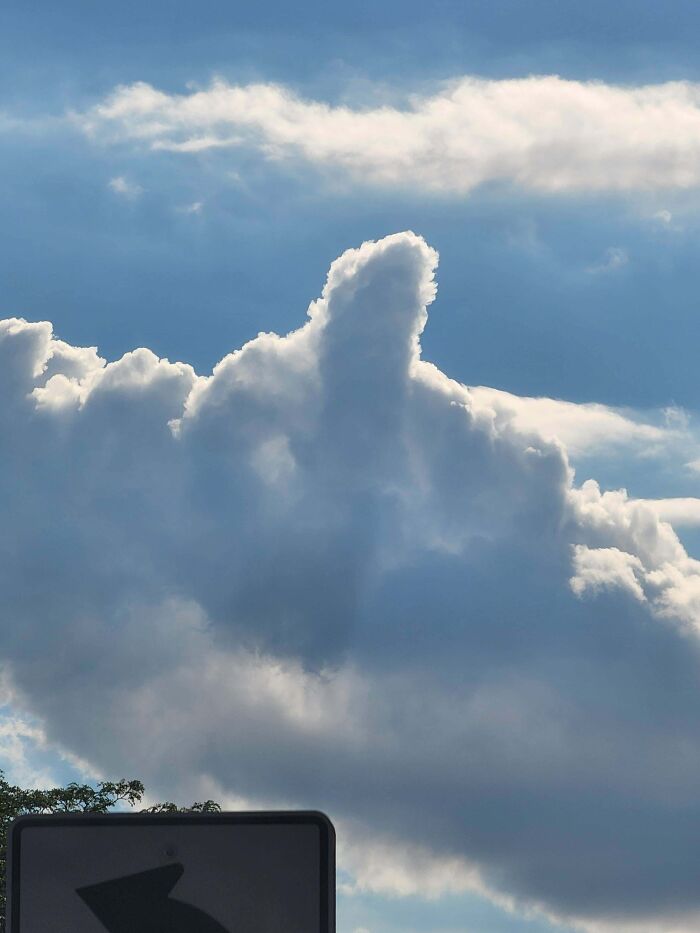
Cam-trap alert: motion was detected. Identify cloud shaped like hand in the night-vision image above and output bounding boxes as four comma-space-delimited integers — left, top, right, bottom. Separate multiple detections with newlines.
3, 232, 700, 932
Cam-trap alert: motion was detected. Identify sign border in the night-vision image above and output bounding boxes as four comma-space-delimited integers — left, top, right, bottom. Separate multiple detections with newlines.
7, 810, 335, 933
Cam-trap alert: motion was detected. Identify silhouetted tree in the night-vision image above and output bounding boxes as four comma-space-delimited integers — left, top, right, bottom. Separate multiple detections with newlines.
0, 769, 220, 931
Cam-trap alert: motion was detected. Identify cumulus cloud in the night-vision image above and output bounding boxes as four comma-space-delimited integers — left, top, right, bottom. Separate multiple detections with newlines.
3, 233, 700, 931
77, 76, 700, 194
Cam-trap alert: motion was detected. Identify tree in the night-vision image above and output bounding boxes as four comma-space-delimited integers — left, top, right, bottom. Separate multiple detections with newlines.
0, 769, 220, 932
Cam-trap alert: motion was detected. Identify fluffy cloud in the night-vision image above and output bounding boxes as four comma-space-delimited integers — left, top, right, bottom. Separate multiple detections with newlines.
638, 497, 700, 527
3, 233, 700, 931
466, 386, 682, 459
79, 76, 700, 194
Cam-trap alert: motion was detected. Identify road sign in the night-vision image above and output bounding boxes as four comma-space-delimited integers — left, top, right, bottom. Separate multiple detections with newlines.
7, 810, 335, 932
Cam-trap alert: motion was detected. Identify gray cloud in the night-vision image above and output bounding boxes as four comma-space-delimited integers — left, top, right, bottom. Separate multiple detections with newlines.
2, 233, 700, 930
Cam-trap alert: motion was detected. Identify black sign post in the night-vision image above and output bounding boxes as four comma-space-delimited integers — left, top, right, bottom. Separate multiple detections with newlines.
8, 810, 335, 932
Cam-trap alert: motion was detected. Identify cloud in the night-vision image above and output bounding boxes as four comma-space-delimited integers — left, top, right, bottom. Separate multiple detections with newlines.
0, 710, 56, 789
586, 246, 628, 274
0, 670, 96, 789
76, 76, 700, 195
108, 174, 144, 198
177, 200, 203, 214
466, 386, 679, 459
654, 209, 673, 225
3, 232, 700, 931
635, 497, 700, 527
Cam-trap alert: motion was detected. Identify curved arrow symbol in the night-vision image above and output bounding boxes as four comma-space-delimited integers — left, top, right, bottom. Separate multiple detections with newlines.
76, 862, 231, 932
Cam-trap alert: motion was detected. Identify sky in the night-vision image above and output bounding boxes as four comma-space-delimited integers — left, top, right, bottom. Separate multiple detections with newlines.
4, 2, 700, 931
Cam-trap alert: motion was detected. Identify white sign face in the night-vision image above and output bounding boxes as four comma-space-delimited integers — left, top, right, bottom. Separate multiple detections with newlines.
8, 811, 335, 933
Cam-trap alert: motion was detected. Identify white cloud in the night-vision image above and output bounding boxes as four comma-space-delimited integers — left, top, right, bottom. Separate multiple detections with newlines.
467, 386, 678, 458
337, 831, 488, 902
570, 544, 647, 602
108, 174, 144, 198
635, 497, 700, 527
176, 200, 203, 214
0, 711, 56, 789
586, 246, 629, 274
4, 233, 700, 932
77, 76, 700, 195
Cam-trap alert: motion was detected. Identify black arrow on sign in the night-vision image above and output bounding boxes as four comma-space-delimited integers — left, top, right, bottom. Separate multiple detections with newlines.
76, 862, 231, 932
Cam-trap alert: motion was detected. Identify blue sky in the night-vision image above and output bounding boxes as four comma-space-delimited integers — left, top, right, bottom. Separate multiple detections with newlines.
4, 3, 700, 932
